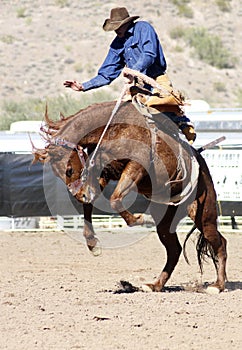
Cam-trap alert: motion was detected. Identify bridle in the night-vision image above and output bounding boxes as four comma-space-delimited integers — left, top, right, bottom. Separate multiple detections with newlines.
48, 81, 129, 190
49, 137, 89, 184
51, 137, 86, 165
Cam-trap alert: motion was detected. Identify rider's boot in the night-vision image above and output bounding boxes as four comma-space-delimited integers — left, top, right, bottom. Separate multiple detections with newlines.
181, 125, 196, 144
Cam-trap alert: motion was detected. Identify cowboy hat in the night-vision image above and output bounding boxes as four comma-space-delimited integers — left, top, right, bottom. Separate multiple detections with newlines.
103, 7, 139, 31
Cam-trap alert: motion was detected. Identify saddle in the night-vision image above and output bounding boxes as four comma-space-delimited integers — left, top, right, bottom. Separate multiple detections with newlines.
129, 87, 200, 206
128, 85, 196, 144
128, 73, 186, 115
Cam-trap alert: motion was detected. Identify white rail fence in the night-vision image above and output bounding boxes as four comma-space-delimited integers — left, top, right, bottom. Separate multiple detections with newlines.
1, 215, 242, 233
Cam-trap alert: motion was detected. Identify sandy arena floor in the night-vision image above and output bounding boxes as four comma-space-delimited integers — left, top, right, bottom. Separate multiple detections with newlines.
0, 228, 241, 350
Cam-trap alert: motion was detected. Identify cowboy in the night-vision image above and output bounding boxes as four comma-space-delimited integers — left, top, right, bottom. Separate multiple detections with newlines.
64, 7, 196, 144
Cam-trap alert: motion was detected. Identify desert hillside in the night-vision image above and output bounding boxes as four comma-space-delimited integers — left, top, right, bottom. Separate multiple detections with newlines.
0, 0, 241, 110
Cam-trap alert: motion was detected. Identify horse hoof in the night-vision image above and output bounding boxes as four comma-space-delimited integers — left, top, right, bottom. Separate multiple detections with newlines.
90, 245, 102, 257
141, 284, 154, 292
142, 214, 155, 227
206, 286, 220, 295
88, 238, 102, 256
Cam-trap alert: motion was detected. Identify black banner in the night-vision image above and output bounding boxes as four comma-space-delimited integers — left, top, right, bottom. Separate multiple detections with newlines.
0, 153, 240, 218
0, 153, 84, 217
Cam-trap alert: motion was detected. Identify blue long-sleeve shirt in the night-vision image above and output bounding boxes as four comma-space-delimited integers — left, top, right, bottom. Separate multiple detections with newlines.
82, 21, 167, 91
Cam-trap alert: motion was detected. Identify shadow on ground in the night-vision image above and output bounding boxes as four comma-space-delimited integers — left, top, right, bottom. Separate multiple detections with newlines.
100, 280, 242, 294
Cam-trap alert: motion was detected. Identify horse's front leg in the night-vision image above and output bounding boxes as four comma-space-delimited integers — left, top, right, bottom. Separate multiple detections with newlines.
110, 161, 152, 226
83, 203, 101, 256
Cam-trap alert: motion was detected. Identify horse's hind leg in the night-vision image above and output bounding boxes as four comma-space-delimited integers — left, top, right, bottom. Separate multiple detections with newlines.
188, 192, 227, 293
143, 204, 183, 292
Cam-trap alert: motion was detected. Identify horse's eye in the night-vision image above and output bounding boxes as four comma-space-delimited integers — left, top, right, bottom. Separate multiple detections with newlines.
66, 167, 74, 178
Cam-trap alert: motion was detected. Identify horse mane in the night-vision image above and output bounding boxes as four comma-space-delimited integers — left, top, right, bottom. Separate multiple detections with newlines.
42, 103, 104, 136
44, 101, 150, 146
36, 100, 194, 174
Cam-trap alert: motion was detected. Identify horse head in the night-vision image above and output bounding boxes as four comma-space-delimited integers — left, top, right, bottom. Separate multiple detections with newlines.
32, 102, 119, 204
32, 106, 85, 186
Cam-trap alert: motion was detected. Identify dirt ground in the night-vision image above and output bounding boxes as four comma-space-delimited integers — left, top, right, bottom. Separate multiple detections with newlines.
0, 227, 241, 350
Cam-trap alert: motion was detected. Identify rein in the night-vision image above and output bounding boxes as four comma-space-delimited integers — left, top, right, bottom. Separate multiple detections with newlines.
87, 67, 173, 167
88, 83, 129, 167
51, 68, 176, 171
49, 81, 129, 195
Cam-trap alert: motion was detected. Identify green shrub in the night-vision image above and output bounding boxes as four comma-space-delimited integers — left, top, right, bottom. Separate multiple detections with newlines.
65, 45, 72, 52
74, 62, 84, 73
0, 91, 116, 130
170, 26, 186, 39
170, 26, 236, 69
25, 17, 32, 25
0, 98, 44, 130
55, 0, 70, 7
0, 34, 16, 44
236, 89, 242, 107
216, 0, 231, 12
16, 7, 27, 18
174, 45, 184, 53
213, 81, 226, 92
171, 0, 193, 18
185, 27, 235, 68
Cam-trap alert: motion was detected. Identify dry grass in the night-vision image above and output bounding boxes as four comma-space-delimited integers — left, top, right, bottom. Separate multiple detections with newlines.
0, 0, 241, 124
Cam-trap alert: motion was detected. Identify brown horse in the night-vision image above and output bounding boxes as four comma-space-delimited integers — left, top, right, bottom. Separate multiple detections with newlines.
33, 101, 227, 293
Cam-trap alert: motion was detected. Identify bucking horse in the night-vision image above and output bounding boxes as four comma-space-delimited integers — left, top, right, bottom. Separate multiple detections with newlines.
33, 100, 227, 293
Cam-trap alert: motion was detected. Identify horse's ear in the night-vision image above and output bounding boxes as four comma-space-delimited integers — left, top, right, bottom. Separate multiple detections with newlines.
60, 112, 65, 120
45, 103, 48, 116
44, 103, 50, 126
44, 103, 56, 129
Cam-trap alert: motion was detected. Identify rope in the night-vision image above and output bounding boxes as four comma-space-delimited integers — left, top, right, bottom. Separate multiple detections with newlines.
89, 83, 129, 167
123, 67, 170, 94
87, 67, 192, 168
87, 67, 191, 167
123, 67, 183, 104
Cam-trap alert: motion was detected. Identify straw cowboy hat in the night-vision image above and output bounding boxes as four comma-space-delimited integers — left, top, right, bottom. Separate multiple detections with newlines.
103, 7, 139, 31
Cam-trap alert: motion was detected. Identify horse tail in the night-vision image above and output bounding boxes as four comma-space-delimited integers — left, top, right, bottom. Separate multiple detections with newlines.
183, 224, 217, 273
183, 223, 196, 265
195, 233, 217, 273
